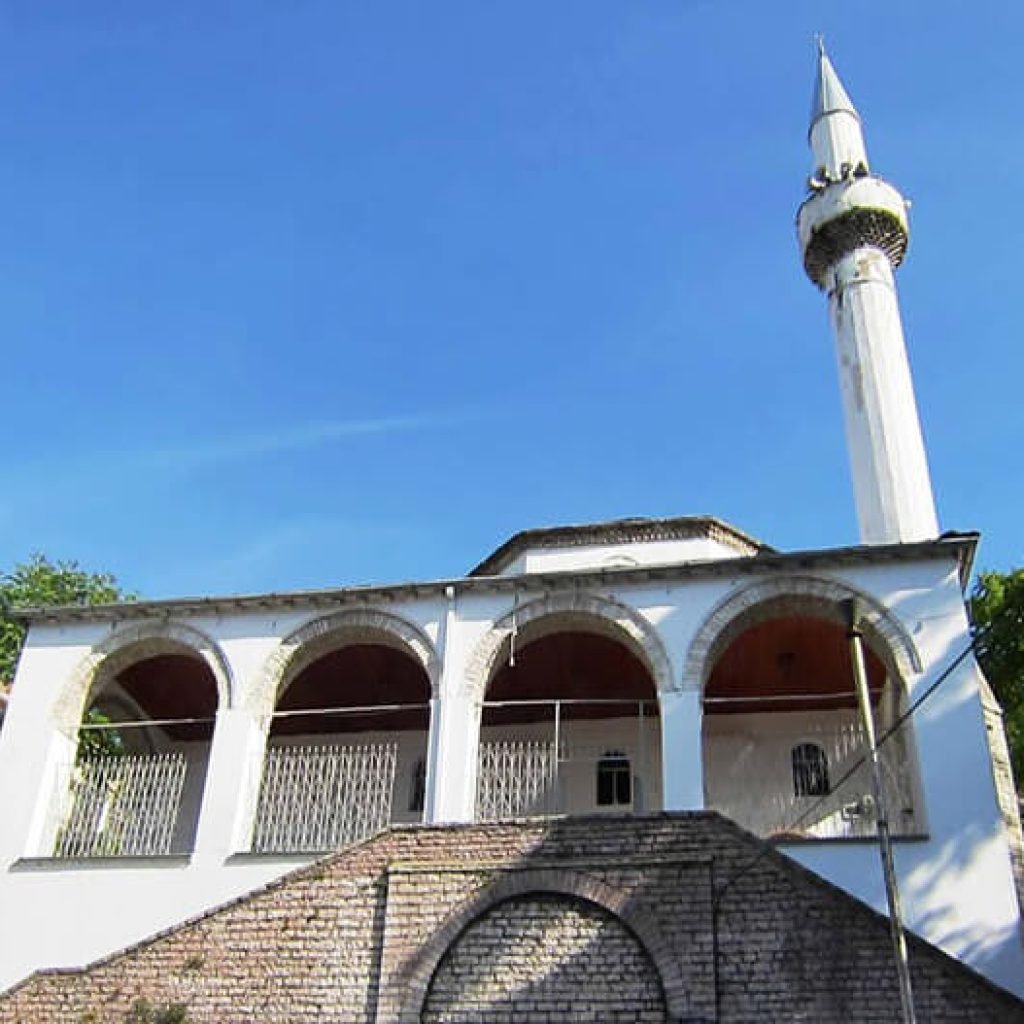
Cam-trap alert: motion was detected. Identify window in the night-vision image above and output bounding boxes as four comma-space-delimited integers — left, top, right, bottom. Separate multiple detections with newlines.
409, 757, 426, 813
596, 751, 632, 807
792, 742, 830, 797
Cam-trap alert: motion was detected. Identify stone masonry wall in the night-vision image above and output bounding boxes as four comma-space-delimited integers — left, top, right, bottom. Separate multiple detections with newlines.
0, 814, 1022, 1024
422, 893, 666, 1023
980, 678, 1024, 928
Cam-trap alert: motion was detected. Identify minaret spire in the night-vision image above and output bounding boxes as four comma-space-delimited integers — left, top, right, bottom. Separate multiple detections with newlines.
809, 40, 869, 185
797, 45, 939, 545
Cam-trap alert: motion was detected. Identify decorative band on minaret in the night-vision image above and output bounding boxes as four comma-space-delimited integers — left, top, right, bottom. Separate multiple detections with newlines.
797, 42, 939, 545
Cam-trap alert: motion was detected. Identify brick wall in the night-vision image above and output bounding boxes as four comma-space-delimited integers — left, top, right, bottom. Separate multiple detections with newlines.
422, 893, 666, 1023
1, 814, 1022, 1024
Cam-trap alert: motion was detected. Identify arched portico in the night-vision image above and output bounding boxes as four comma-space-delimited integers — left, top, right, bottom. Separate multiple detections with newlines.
55, 620, 232, 739
460, 593, 668, 822
691, 576, 924, 840
246, 608, 439, 853
463, 591, 673, 703
44, 621, 228, 858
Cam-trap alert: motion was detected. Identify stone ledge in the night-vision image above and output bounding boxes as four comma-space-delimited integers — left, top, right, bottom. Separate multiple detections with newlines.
11, 854, 191, 872
387, 853, 713, 875
224, 851, 320, 865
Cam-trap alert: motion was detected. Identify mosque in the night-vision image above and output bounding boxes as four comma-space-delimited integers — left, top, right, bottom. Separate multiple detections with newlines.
0, 47, 1021, 1022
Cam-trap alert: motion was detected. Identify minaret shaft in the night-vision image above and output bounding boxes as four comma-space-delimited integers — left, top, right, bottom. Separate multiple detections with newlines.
798, 46, 939, 545
829, 248, 938, 543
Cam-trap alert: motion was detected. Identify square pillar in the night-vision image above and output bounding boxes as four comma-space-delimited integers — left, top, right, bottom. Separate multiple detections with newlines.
659, 690, 704, 810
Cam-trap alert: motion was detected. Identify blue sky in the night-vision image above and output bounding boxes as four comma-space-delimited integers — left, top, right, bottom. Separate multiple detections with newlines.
0, 2, 1020, 597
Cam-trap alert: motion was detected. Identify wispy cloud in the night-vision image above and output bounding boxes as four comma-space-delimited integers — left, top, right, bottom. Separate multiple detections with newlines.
134, 412, 454, 474
184, 515, 424, 595
6, 407, 486, 517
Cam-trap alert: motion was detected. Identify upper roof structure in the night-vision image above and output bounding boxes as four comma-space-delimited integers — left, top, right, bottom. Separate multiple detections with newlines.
14, 527, 979, 625
468, 515, 771, 577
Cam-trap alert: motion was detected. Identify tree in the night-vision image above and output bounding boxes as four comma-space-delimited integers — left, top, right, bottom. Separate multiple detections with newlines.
0, 554, 130, 687
970, 568, 1024, 784
0, 555, 133, 754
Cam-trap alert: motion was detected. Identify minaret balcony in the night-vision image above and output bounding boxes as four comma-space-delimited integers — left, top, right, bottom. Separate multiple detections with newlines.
798, 176, 909, 288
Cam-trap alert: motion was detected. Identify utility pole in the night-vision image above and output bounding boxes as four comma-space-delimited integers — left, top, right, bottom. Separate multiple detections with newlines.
844, 598, 917, 1024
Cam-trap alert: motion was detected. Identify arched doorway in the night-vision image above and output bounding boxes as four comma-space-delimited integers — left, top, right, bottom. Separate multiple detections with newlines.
702, 613, 921, 839
55, 649, 218, 857
421, 893, 667, 1023
251, 641, 431, 852
476, 625, 662, 820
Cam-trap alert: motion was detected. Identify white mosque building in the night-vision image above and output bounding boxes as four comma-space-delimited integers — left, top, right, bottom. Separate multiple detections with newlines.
0, 47, 1021, 1001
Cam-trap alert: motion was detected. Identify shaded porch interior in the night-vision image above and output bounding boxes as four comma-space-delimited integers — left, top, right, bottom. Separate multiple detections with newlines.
702, 614, 920, 839
478, 629, 662, 820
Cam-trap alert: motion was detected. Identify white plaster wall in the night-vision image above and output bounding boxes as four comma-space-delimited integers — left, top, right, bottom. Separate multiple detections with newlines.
779, 561, 1024, 995
0, 598, 452, 991
501, 536, 745, 575
0, 554, 1020, 997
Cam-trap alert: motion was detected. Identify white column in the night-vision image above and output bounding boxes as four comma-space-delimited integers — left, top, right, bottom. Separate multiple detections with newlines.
432, 689, 481, 822
422, 695, 441, 823
191, 707, 267, 862
426, 588, 482, 823
20, 730, 77, 859
659, 690, 704, 810
830, 246, 938, 544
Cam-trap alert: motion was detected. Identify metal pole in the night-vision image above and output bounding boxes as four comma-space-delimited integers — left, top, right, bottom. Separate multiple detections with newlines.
553, 700, 561, 814
843, 599, 917, 1024
636, 700, 644, 812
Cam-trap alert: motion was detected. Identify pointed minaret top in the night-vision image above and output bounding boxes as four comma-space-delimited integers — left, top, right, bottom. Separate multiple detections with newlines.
807, 40, 869, 182
810, 39, 859, 130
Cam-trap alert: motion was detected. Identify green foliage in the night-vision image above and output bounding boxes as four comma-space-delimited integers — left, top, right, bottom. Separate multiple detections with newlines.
0, 554, 131, 686
75, 705, 128, 759
125, 1000, 189, 1024
971, 568, 1024, 783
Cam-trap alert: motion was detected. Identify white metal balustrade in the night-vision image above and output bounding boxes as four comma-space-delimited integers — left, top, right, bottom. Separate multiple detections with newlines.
54, 752, 188, 857
475, 699, 661, 821
476, 739, 559, 820
251, 741, 398, 853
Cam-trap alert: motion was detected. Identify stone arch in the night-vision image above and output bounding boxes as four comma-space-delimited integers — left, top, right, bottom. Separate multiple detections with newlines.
463, 591, 673, 702
250, 606, 440, 718
398, 869, 687, 1023
683, 574, 921, 693
54, 620, 232, 738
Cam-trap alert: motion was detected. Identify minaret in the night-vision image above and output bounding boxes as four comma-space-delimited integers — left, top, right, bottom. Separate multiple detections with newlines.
797, 43, 939, 545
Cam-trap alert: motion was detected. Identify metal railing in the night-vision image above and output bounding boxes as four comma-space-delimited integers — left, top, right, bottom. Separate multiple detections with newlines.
54, 751, 188, 857
251, 740, 398, 853
475, 699, 659, 821
477, 739, 559, 820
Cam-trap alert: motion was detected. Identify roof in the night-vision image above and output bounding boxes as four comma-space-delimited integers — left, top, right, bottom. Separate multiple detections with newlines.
15, 530, 979, 626
810, 41, 859, 132
467, 515, 771, 577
